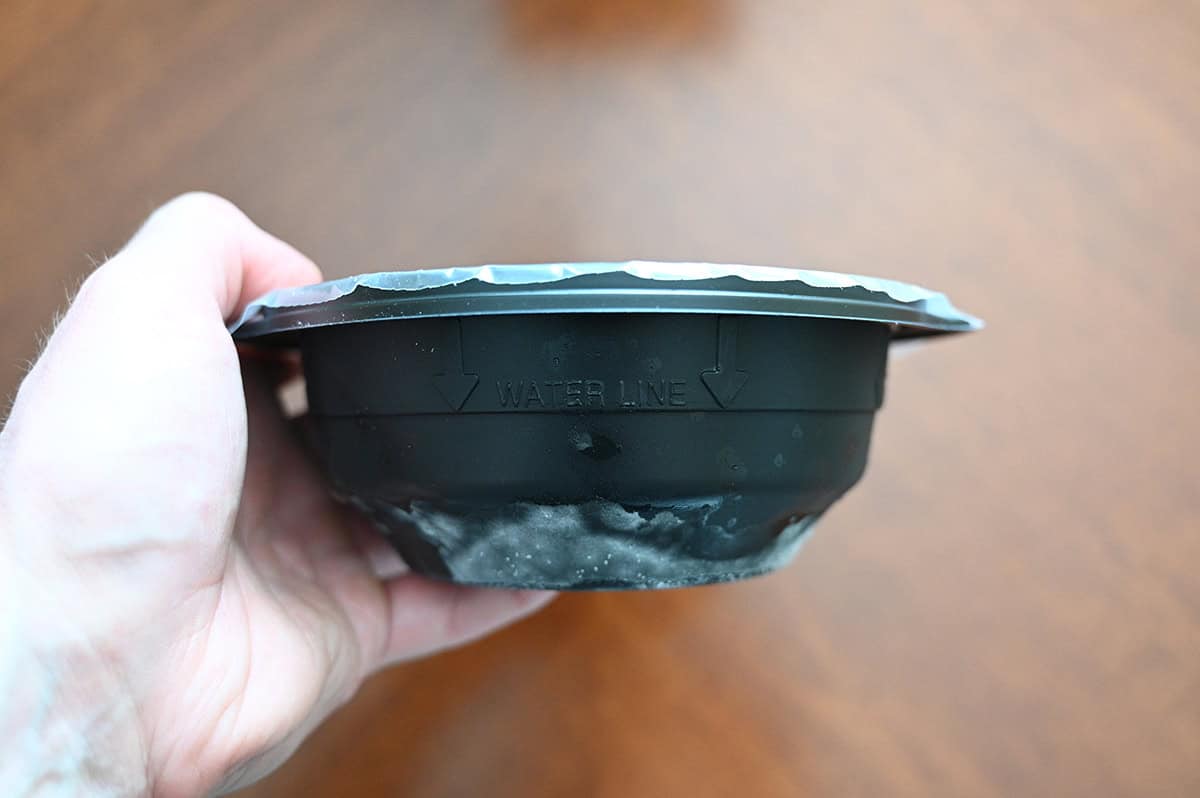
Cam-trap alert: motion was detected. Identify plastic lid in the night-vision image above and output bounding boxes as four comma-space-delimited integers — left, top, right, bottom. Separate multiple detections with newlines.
230, 261, 983, 342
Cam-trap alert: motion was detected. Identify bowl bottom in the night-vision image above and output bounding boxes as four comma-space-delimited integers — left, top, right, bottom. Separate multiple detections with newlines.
345, 494, 822, 590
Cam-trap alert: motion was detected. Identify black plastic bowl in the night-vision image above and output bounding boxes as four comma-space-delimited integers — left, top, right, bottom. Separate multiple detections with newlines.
231, 264, 980, 589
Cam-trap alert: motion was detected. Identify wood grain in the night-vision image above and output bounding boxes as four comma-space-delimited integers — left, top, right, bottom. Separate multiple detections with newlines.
2, 1, 1197, 795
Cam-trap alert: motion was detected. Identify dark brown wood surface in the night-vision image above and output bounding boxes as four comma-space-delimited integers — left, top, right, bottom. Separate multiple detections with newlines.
3, 1, 1198, 795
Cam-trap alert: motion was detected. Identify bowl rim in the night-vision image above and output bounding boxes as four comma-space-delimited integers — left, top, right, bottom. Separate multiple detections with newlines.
230, 262, 984, 343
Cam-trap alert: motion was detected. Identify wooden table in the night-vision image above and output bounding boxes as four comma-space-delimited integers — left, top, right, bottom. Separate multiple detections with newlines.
3, 2, 1197, 795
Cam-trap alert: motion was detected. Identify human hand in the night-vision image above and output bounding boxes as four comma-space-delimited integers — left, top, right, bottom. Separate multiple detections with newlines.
0, 193, 554, 796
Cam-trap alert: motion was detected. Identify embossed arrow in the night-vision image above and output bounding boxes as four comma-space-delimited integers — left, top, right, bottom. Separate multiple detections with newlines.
433, 319, 479, 411
700, 316, 749, 408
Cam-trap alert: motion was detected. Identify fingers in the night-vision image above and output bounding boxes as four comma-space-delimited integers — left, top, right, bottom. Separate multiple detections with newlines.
234, 359, 326, 545
237, 345, 304, 388
343, 513, 409, 580
375, 576, 556, 666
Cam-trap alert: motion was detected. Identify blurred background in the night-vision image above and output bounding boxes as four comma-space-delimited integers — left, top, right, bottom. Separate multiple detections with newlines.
2, 1, 1198, 795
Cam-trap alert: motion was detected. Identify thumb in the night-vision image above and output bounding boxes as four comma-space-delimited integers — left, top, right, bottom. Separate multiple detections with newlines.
0, 193, 321, 565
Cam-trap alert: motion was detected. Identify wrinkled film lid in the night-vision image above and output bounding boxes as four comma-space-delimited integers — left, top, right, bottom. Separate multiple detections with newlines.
230, 261, 983, 342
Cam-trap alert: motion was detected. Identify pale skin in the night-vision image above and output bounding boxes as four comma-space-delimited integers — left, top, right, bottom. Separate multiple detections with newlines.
0, 193, 555, 796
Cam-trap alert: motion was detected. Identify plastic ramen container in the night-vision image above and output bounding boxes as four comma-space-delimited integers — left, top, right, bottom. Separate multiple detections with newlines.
230, 262, 981, 590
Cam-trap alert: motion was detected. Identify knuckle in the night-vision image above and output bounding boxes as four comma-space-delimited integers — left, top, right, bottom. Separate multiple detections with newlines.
147, 191, 246, 233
